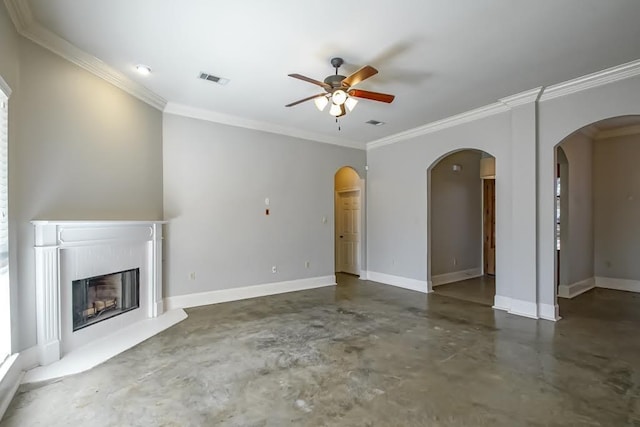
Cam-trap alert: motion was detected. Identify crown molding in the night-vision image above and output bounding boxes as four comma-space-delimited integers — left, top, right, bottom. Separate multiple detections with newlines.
164, 102, 364, 150
366, 102, 509, 150
595, 124, 640, 140
500, 87, 543, 107
4, 0, 166, 110
540, 58, 640, 102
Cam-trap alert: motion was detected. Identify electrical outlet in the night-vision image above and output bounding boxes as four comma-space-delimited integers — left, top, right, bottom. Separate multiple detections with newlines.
272, 265, 277, 273
453, 257, 457, 267
189, 272, 196, 280
305, 261, 310, 269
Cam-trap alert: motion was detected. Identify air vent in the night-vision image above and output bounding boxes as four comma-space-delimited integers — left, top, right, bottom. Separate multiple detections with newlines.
366, 120, 385, 126
198, 72, 230, 85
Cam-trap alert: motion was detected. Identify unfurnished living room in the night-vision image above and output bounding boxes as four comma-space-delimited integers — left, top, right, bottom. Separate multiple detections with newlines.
1, 1, 640, 425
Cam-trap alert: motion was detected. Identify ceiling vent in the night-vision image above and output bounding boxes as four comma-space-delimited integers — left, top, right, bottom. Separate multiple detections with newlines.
198, 72, 230, 85
365, 120, 385, 126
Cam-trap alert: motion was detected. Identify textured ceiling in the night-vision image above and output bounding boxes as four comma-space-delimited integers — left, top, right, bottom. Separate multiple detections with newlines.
23, 0, 640, 147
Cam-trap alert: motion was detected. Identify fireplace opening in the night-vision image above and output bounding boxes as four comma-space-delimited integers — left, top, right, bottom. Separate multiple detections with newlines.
72, 268, 140, 331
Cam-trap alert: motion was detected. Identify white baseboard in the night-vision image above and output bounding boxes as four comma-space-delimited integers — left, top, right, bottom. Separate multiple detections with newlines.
164, 275, 336, 310
538, 303, 560, 321
359, 270, 368, 280
558, 277, 595, 299
0, 354, 23, 420
18, 347, 39, 372
508, 298, 539, 319
595, 276, 640, 293
431, 267, 483, 286
366, 271, 431, 293
492, 294, 511, 311
22, 309, 187, 384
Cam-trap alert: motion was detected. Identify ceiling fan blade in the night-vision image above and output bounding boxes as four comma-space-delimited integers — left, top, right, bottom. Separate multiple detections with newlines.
337, 104, 346, 118
288, 74, 331, 90
285, 93, 327, 107
348, 89, 395, 103
342, 65, 378, 87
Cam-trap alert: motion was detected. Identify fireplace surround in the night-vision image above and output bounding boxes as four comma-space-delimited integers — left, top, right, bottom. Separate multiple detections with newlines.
31, 220, 177, 376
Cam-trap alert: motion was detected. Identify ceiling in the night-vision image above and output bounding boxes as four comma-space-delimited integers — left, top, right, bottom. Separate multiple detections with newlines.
16, 0, 640, 148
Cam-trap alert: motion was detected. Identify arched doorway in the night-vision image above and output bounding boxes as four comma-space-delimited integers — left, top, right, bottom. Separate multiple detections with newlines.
334, 167, 362, 276
427, 149, 496, 306
553, 115, 640, 316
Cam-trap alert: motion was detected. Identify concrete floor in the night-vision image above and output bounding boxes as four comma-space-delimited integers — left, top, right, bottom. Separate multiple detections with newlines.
433, 276, 496, 306
2, 275, 640, 426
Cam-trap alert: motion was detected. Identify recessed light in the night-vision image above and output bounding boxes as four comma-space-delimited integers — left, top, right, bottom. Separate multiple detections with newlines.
366, 120, 385, 126
135, 64, 152, 76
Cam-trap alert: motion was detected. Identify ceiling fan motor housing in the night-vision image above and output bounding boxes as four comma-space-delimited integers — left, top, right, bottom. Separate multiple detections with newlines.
324, 74, 347, 89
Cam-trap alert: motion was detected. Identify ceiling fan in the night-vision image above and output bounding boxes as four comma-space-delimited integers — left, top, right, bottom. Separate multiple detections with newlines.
285, 57, 395, 118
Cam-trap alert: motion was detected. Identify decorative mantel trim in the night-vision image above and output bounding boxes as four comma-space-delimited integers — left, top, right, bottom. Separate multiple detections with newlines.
32, 220, 168, 367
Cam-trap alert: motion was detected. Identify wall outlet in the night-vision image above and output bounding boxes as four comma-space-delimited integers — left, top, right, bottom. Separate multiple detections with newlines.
189, 272, 196, 280
305, 261, 310, 269
453, 257, 457, 267
272, 265, 277, 273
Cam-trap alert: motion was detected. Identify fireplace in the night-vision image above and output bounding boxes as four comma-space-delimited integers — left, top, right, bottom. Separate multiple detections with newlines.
72, 268, 140, 331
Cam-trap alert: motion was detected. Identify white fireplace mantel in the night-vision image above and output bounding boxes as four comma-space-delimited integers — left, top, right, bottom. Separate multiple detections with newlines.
31, 220, 179, 378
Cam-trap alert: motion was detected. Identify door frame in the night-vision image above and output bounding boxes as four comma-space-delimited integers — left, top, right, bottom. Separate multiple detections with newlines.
335, 186, 363, 276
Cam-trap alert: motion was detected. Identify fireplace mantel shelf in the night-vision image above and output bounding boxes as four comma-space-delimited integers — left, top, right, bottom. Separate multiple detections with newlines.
31, 220, 169, 225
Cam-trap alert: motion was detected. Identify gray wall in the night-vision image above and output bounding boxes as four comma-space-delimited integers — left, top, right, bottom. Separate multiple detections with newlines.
2, 5, 164, 351
593, 133, 640, 280
162, 114, 365, 297
430, 150, 482, 276
558, 133, 593, 285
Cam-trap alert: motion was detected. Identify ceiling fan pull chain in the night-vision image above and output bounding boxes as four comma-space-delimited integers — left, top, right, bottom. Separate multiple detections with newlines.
336, 117, 341, 131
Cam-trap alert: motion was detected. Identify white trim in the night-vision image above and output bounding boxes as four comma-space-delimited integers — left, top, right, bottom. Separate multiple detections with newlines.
538, 303, 560, 322
499, 87, 544, 107
540, 58, 640, 101
595, 276, 640, 293
0, 76, 11, 98
22, 309, 187, 384
4, 0, 166, 110
359, 270, 368, 280
164, 103, 363, 149
558, 277, 595, 299
595, 124, 640, 140
164, 275, 336, 310
506, 298, 539, 319
492, 294, 511, 311
0, 354, 22, 420
579, 125, 600, 139
366, 102, 509, 150
366, 271, 432, 293
431, 267, 483, 287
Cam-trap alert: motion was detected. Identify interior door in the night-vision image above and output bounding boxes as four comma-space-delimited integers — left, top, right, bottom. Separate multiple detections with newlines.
337, 190, 360, 275
483, 179, 496, 275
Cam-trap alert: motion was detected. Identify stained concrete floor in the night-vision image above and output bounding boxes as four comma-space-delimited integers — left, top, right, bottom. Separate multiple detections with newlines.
433, 276, 496, 306
2, 275, 640, 426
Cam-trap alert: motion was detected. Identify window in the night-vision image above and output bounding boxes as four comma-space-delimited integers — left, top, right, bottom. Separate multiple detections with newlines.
0, 76, 10, 363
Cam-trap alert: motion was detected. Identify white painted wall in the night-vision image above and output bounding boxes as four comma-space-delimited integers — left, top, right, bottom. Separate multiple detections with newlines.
5, 24, 163, 352
162, 114, 365, 297
593, 133, 640, 280
430, 150, 482, 276
538, 75, 640, 310
558, 133, 594, 285
366, 113, 512, 301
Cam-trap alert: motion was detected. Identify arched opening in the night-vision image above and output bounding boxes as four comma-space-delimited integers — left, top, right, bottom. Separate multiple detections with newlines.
427, 149, 496, 306
334, 166, 362, 277
554, 115, 640, 318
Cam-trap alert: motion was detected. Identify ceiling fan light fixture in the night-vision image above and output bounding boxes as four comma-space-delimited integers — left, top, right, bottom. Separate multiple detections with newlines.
331, 90, 347, 105
345, 96, 358, 112
329, 103, 342, 116
135, 64, 152, 76
314, 96, 329, 111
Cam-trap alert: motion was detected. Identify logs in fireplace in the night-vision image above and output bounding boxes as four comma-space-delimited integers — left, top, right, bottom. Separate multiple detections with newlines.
72, 268, 140, 331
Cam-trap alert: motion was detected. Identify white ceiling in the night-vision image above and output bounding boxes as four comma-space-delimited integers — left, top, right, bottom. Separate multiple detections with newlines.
21, 0, 640, 147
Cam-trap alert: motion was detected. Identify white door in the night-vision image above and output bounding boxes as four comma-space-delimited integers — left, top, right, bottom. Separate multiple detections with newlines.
337, 190, 360, 275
